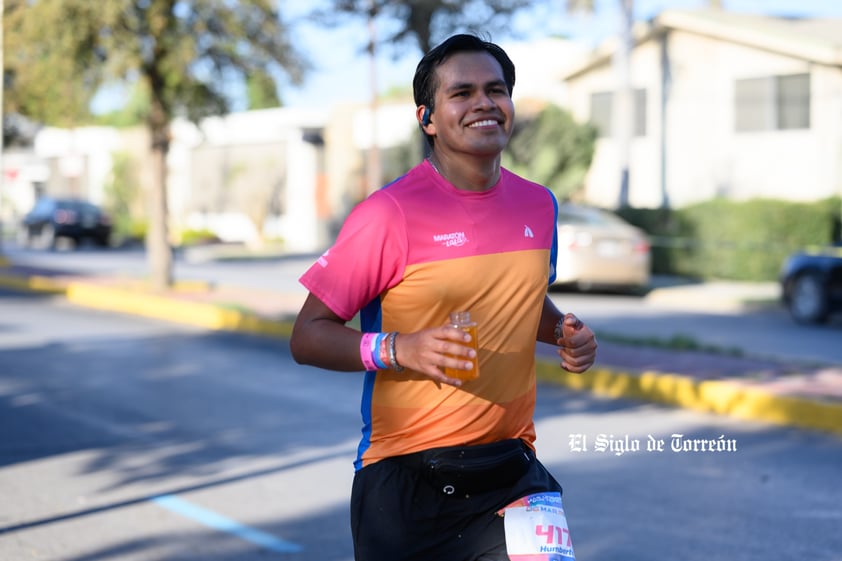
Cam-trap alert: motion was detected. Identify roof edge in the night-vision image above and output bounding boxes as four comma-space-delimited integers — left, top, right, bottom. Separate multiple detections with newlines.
563, 9, 842, 81
656, 9, 842, 66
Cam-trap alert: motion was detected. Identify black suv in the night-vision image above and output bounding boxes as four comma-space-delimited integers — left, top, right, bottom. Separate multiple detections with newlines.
780, 246, 842, 324
19, 197, 112, 249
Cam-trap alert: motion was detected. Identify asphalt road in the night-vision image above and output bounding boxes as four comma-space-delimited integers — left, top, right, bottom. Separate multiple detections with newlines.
560, 289, 842, 365
2, 290, 841, 560
5, 245, 842, 365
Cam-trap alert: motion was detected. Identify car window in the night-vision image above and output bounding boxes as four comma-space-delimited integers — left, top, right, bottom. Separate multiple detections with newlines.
557, 211, 590, 225
558, 206, 628, 227
591, 210, 629, 226
32, 198, 55, 215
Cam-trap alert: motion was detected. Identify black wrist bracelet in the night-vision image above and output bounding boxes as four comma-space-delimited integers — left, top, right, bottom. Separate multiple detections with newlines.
388, 332, 405, 372
553, 318, 565, 342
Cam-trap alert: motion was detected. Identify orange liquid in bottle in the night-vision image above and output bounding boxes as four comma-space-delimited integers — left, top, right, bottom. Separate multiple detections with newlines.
444, 314, 479, 381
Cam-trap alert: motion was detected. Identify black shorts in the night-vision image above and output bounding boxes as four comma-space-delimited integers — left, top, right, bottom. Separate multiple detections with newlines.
350, 439, 564, 561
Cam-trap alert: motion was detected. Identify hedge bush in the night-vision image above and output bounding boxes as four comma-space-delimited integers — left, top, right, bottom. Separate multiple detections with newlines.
178, 228, 221, 246
617, 197, 841, 281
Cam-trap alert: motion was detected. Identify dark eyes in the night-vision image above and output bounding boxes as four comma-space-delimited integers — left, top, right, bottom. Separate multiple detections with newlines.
452, 87, 507, 98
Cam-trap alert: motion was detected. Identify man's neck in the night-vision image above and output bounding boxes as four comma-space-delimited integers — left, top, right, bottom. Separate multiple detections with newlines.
429, 153, 501, 192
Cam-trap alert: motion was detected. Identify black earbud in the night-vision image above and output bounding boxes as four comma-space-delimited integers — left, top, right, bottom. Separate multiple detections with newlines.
421, 107, 430, 126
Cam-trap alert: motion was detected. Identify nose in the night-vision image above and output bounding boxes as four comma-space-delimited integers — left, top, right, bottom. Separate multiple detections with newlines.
474, 91, 496, 111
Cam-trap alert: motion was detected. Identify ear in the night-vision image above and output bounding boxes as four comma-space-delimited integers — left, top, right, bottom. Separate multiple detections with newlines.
417, 106, 432, 128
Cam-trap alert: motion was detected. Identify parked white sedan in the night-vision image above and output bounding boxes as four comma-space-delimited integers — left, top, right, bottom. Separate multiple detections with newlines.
552, 203, 651, 292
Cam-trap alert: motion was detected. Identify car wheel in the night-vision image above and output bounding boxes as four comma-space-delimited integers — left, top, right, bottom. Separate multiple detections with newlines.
788, 272, 829, 324
17, 227, 32, 248
38, 224, 57, 250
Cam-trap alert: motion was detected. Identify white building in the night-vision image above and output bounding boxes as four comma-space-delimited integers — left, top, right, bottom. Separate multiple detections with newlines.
176, 107, 327, 251
1, 108, 330, 253
563, 8, 842, 209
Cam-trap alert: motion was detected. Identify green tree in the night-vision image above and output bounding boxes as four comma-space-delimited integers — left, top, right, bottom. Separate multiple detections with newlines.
94, 83, 151, 128
4, 0, 99, 127
315, 0, 536, 55
3, 0, 307, 289
503, 104, 597, 201
103, 151, 143, 243
246, 70, 283, 110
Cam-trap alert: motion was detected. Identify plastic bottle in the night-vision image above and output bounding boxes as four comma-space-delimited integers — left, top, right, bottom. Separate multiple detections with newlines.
444, 311, 479, 380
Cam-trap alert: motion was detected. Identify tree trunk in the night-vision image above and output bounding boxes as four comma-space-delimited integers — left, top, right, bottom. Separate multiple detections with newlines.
147, 120, 172, 291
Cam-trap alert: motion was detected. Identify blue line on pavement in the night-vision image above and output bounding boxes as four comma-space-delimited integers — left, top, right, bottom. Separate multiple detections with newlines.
151, 494, 303, 554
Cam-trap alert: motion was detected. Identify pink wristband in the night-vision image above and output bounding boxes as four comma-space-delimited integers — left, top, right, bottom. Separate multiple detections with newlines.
360, 333, 378, 371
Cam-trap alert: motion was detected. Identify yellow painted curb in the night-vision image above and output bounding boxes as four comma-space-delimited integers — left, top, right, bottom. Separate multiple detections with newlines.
536, 361, 842, 437
0, 274, 66, 294
65, 282, 293, 339
5, 269, 840, 438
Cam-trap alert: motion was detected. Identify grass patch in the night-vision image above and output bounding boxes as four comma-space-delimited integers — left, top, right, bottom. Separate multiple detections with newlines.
596, 330, 744, 357
214, 302, 253, 314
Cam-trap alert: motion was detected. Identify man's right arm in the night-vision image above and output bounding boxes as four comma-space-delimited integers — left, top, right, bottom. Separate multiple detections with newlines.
290, 292, 477, 384
289, 292, 366, 371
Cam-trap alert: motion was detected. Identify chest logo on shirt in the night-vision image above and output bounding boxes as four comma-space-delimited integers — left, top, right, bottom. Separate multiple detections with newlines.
524, 225, 535, 238
432, 231, 469, 248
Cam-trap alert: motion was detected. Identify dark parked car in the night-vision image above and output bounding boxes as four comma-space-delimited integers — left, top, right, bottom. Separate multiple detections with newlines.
780, 247, 842, 324
19, 197, 112, 249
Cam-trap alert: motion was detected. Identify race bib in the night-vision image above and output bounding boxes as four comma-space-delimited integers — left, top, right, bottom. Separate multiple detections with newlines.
499, 492, 575, 561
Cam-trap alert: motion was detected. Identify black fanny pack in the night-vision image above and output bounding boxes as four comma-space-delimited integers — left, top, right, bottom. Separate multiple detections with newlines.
394, 439, 534, 496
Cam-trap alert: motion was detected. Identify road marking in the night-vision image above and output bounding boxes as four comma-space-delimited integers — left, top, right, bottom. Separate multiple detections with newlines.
151, 494, 303, 554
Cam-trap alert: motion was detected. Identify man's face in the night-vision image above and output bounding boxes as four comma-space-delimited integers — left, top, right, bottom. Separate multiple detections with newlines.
426, 51, 514, 159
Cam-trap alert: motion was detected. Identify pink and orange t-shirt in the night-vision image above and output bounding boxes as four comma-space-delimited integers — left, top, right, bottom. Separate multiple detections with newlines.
300, 160, 559, 469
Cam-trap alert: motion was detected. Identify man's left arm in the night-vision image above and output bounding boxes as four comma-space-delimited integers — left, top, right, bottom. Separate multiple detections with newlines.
537, 295, 598, 373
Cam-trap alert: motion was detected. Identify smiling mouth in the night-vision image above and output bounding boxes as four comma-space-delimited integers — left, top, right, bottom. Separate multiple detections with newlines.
467, 119, 499, 128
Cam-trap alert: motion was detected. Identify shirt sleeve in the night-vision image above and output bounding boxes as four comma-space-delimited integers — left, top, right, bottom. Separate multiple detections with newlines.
299, 190, 408, 321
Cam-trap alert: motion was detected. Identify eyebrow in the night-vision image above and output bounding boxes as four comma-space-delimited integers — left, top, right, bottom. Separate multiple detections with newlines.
444, 78, 508, 93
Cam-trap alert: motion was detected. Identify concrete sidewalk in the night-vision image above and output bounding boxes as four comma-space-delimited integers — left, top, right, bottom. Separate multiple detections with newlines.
1, 257, 840, 438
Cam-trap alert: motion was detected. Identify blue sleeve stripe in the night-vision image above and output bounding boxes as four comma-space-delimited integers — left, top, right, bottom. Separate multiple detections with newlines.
548, 189, 559, 285
354, 297, 383, 470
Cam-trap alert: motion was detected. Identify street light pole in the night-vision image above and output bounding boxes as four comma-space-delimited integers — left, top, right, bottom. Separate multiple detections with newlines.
614, 0, 633, 209
0, 0, 6, 254
365, 0, 382, 196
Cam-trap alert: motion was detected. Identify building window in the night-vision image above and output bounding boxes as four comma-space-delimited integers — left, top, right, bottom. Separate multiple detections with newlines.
590, 92, 613, 137
735, 73, 810, 132
633, 89, 647, 137
589, 89, 647, 137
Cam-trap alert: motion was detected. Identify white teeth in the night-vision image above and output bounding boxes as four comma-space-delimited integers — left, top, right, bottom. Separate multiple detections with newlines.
469, 120, 497, 128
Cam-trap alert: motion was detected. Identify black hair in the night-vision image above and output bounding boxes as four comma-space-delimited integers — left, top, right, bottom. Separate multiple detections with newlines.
412, 34, 516, 146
